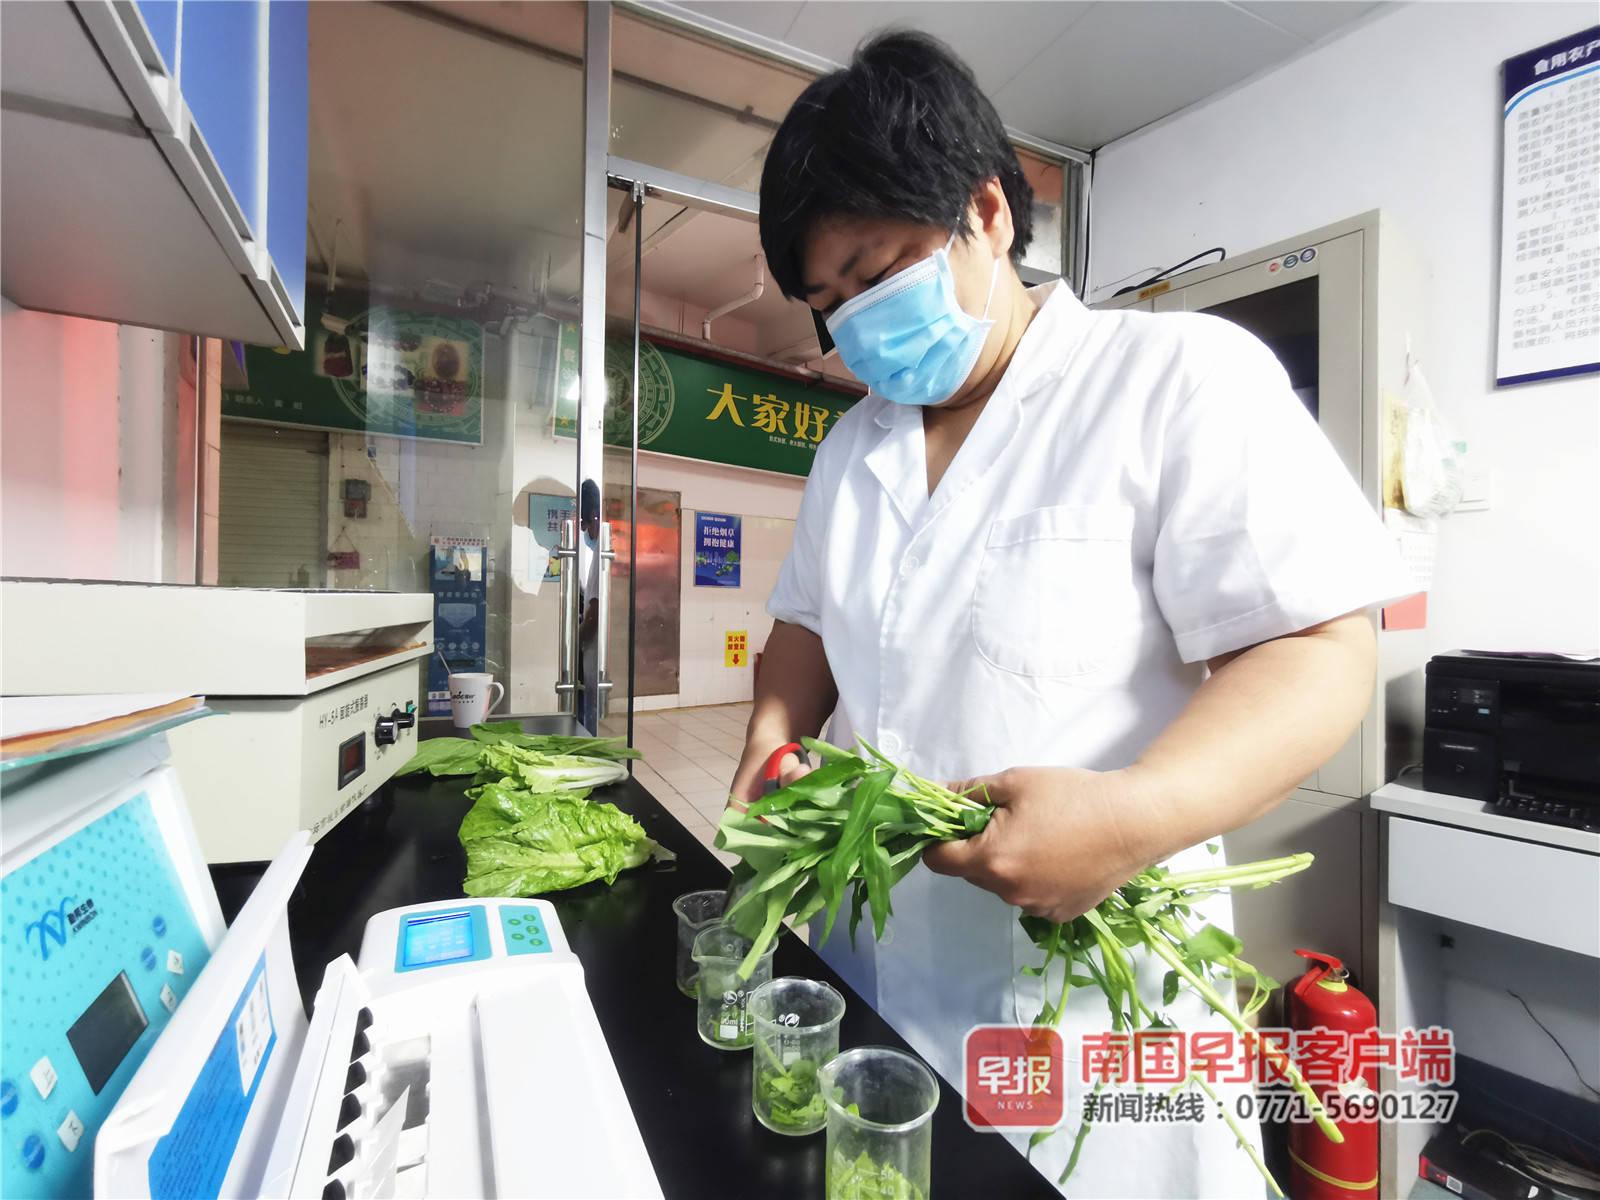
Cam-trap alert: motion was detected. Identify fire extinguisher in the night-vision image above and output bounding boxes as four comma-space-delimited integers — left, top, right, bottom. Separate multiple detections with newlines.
1287, 948, 1379, 1200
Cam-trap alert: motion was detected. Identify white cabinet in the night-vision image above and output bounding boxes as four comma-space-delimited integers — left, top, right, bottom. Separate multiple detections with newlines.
1373, 781, 1600, 1197
0, 1, 307, 348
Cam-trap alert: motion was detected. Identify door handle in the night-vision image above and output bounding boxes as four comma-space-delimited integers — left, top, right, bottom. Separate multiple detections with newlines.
595, 520, 616, 719
553, 517, 578, 711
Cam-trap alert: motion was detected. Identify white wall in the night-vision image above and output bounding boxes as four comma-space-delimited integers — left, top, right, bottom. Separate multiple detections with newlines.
1, 301, 183, 582
1089, 1, 1600, 657
637, 454, 803, 707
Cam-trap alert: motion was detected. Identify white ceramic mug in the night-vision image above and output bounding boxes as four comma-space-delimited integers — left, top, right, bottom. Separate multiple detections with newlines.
449, 672, 505, 728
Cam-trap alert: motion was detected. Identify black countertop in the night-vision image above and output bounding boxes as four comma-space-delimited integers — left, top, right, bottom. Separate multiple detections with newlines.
238, 769, 1057, 1200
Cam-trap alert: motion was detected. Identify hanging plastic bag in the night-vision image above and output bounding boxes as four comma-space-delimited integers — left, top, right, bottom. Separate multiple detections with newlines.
1399, 347, 1462, 519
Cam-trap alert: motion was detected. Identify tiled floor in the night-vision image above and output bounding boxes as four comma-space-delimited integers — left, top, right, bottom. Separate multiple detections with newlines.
601, 703, 751, 868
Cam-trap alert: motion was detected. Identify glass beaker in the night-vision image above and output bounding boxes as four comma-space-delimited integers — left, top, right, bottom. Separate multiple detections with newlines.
691, 923, 775, 1050
749, 977, 845, 1136
672, 889, 727, 997
819, 1047, 939, 1200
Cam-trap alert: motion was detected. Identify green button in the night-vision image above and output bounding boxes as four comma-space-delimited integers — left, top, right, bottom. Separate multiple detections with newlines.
509, 918, 522, 927
530, 938, 545, 946
513, 933, 524, 940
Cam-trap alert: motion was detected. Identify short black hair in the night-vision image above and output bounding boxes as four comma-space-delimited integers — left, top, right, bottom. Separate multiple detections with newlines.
580, 479, 600, 523
759, 30, 1034, 301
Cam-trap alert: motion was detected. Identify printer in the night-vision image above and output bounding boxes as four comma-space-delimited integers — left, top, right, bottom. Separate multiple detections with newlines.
1423, 651, 1600, 831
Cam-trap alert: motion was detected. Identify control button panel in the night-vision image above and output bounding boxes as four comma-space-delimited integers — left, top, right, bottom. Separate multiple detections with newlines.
498, 906, 552, 956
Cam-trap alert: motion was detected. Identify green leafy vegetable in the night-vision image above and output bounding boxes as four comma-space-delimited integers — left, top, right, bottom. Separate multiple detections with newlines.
398, 725, 637, 778
716, 738, 1338, 1196
468, 722, 641, 760
474, 743, 628, 793
826, 1147, 926, 1200
460, 781, 660, 896
396, 736, 485, 777
753, 1039, 828, 1132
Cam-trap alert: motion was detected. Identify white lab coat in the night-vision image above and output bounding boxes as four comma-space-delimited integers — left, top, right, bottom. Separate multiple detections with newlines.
767, 282, 1408, 1197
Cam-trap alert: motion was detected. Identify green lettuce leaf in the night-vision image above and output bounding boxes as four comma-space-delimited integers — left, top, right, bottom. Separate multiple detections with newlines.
460, 785, 658, 896
476, 743, 628, 792
396, 737, 485, 777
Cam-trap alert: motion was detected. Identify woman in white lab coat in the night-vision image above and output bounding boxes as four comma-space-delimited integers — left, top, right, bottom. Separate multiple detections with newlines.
730, 31, 1405, 1199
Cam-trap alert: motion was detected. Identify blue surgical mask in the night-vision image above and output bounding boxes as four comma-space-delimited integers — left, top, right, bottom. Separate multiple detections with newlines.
825, 234, 1001, 406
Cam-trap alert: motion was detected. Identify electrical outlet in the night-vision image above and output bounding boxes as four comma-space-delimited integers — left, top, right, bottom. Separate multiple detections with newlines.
1457, 462, 1492, 512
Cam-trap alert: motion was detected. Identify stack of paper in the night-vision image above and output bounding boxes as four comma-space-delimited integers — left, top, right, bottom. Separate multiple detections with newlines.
0, 694, 208, 771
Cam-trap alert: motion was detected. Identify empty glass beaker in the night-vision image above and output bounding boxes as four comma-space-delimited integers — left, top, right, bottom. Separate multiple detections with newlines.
672, 889, 727, 997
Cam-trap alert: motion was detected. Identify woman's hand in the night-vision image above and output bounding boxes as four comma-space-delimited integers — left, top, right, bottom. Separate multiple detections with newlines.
922, 766, 1160, 924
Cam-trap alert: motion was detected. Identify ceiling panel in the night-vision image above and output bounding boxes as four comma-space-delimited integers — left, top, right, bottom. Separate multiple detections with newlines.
678, 1, 806, 41
1232, 1, 1383, 43
678, 0, 1387, 149
991, 1, 1301, 147
778, 1, 1094, 96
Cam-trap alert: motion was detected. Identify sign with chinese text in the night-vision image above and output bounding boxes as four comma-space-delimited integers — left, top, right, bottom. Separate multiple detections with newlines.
528, 494, 574, 583
694, 512, 741, 588
428, 537, 488, 716
223, 293, 484, 443
554, 326, 860, 477
964, 1025, 1065, 1131
725, 630, 748, 668
1496, 26, 1600, 387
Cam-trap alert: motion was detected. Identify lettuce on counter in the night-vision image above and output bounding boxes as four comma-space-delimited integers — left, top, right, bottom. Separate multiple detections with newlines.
398, 721, 638, 781
459, 781, 665, 896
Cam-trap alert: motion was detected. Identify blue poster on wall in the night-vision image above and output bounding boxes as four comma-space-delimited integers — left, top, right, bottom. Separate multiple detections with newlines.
428, 537, 488, 716
529, 494, 574, 583
694, 512, 741, 588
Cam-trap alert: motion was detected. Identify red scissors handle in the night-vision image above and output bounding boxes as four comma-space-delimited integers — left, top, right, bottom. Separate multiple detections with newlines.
762, 742, 808, 794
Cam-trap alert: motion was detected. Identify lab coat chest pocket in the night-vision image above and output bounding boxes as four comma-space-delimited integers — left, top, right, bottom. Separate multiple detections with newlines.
972, 504, 1140, 678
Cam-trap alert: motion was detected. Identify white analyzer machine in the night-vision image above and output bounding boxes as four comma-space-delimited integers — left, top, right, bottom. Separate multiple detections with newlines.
94, 834, 663, 1199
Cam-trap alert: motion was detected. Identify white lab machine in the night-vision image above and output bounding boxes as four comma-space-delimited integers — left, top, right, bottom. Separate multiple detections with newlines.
0, 734, 227, 1200
96, 835, 663, 1200
0, 581, 434, 862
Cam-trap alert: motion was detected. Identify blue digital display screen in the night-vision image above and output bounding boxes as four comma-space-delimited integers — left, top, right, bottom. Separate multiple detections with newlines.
401, 912, 475, 968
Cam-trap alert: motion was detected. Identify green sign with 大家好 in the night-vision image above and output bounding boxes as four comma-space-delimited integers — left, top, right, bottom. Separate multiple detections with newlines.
554, 324, 859, 477
222, 294, 484, 444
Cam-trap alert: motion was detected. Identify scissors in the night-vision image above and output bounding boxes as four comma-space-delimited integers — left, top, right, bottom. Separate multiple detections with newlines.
761, 741, 811, 794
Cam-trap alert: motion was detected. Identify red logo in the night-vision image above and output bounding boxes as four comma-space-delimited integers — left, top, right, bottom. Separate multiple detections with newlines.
964, 1025, 1065, 1130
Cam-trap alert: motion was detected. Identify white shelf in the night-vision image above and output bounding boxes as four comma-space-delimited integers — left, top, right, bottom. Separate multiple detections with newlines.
1371, 779, 1599, 854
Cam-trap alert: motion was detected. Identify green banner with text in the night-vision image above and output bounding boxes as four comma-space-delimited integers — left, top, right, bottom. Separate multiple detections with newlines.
222, 293, 484, 444
554, 324, 859, 477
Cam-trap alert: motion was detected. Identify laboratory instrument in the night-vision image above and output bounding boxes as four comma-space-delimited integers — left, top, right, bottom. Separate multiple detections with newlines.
0, 581, 433, 862
95, 834, 662, 1199
0, 734, 225, 1200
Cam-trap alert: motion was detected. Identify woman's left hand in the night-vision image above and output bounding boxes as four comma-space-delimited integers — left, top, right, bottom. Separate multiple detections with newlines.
922, 766, 1158, 924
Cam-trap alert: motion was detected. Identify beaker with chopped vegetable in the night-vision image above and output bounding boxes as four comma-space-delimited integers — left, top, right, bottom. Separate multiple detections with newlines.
820, 1047, 938, 1200
672, 889, 727, 997
749, 977, 845, 1135
692, 924, 775, 1050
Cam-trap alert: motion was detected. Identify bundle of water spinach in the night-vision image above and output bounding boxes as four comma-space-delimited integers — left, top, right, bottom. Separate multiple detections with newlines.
714, 736, 1341, 1194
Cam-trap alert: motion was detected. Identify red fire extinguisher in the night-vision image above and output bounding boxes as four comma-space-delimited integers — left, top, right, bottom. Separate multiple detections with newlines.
1287, 948, 1379, 1200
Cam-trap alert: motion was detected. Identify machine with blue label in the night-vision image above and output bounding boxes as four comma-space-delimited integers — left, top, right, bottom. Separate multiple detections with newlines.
0, 736, 227, 1200
94, 839, 662, 1199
